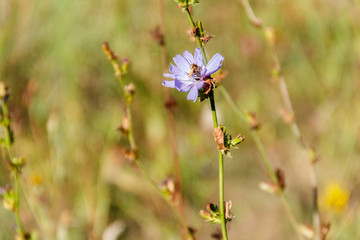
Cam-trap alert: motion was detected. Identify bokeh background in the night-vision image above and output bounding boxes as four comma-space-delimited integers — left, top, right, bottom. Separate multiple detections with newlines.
0, 0, 359, 239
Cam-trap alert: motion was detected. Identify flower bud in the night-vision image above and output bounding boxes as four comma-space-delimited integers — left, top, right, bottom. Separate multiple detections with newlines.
15, 233, 31, 240
213, 126, 226, 153
117, 116, 129, 136
195, 21, 205, 37
0, 82, 9, 102
102, 42, 117, 61
0, 186, 15, 211
259, 182, 279, 194
279, 108, 295, 123
321, 222, 331, 239
308, 147, 319, 164
158, 178, 179, 204
224, 200, 234, 222
245, 111, 260, 130
164, 96, 177, 112
199, 202, 221, 224
199, 209, 211, 219
275, 168, 286, 190
264, 27, 276, 46
174, 0, 200, 8
298, 224, 314, 239
11, 157, 25, 167
150, 25, 164, 46
124, 148, 138, 161
121, 58, 129, 74
125, 83, 136, 96
230, 134, 245, 147
9, 157, 25, 172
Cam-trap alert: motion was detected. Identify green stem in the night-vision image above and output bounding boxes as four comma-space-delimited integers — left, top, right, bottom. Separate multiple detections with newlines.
126, 105, 136, 150
238, 0, 319, 238
219, 86, 304, 240
185, 8, 207, 63
104, 47, 194, 240
1, 103, 24, 236
210, 92, 228, 240
218, 151, 227, 240
14, 171, 24, 235
184, 8, 228, 240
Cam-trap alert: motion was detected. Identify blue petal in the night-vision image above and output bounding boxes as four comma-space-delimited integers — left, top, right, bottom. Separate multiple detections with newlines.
196, 81, 205, 90
175, 73, 190, 81
187, 85, 199, 102
205, 53, 224, 76
173, 54, 190, 73
163, 73, 175, 79
162, 80, 175, 88
201, 67, 207, 78
175, 80, 194, 92
182, 50, 194, 64
194, 48, 205, 68
169, 63, 186, 75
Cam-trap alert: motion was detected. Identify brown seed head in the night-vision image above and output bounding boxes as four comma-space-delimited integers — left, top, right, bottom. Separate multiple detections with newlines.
0, 82, 9, 101
200, 34, 212, 44
164, 95, 177, 112
213, 127, 226, 152
117, 116, 130, 136
245, 111, 260, 130
321, 222, 331, 240
279, 108, 295, 123
275, 168, 286, 190
102, 42, 117, 61
150, 25, 165, 46
125, 148, 138, 161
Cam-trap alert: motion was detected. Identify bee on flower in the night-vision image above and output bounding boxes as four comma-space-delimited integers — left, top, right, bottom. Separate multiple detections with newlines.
162, 48, 224, 102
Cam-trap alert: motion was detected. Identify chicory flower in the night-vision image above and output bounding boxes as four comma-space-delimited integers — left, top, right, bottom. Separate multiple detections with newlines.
162, 48, 224, 102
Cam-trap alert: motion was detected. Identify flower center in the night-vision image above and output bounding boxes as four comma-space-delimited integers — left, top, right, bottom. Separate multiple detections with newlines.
189, 64, 201, 81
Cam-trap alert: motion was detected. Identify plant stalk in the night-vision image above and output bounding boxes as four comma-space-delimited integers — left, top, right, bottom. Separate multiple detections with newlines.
1, 103, 24, 236
185, 8, 228, 240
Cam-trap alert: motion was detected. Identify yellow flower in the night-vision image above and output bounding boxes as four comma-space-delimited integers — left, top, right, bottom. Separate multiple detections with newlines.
30, 174, 43, 186
321, 182, 350, 213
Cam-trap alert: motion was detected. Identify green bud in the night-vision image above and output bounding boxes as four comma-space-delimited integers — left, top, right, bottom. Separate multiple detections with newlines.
200, 202, 222, 224
12, 157, 25, 167
231, 134, 245, 147
195, 21, 205, 37
0, 82, 9, 102
125, 83, 136, 104
121, 58, 129, 74
174, 0, 200, 8
0, 187, 15, 211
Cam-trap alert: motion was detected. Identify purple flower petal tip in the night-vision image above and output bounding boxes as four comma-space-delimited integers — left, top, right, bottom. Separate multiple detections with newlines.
163, 80, 175, 88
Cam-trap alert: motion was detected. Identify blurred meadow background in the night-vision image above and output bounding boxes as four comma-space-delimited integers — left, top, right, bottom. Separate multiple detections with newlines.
1, 0, 360, 239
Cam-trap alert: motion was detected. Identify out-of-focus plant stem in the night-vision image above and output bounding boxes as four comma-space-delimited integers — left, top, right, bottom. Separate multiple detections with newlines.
157, 0, 186, 228
103, 43, 195, 240
238, 0, 320, 238
219, 87, 304, 240
1, 102, 25, 236
185, 8, 228, 240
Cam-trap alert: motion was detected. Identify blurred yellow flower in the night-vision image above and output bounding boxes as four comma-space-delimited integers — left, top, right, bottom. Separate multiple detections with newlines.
30, 174, 43, 186
321, 182, 350, 213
